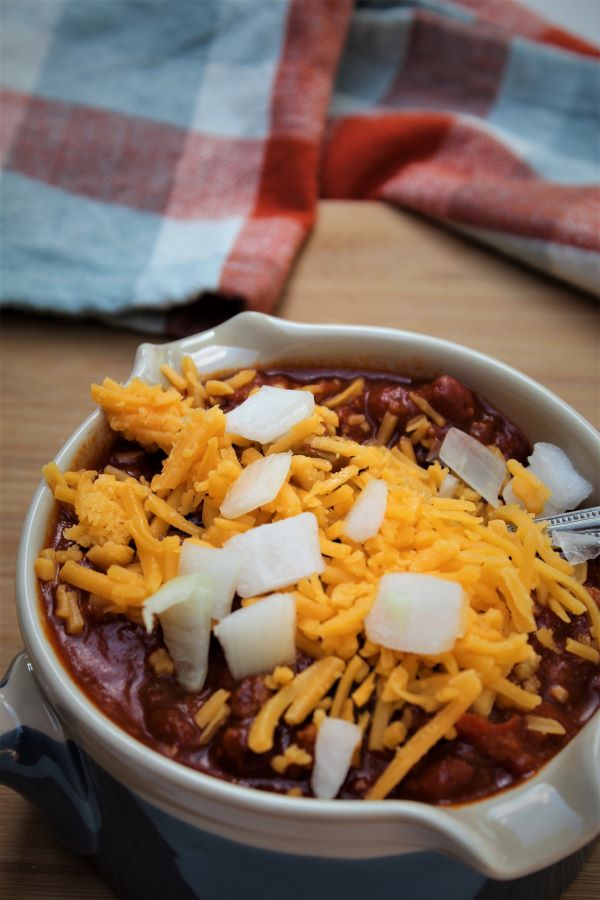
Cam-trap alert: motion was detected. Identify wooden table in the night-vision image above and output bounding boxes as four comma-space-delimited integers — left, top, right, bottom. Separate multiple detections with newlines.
1, 201, 598, 898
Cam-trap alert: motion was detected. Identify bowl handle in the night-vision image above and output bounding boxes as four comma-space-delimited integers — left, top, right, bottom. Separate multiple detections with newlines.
0, 653, 99, 854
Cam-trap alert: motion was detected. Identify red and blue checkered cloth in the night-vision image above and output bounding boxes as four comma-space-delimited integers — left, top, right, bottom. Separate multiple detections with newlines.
2, 0, 598, 334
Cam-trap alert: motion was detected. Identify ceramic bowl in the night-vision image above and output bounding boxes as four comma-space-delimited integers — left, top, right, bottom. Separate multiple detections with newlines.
1, 312, 599, 900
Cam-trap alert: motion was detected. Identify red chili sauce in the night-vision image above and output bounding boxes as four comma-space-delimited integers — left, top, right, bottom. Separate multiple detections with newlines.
39, 369, 600, 804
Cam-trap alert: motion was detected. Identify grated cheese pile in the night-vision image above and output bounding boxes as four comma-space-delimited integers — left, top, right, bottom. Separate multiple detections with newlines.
37, 360, 599, 801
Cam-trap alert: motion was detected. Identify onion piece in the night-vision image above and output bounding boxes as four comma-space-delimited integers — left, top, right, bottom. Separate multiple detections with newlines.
213, 592, 296, 679
365, 573, 467, 655
439, 427, 505, 507
225, 386, 314, 444
501, 478, 522, 508
311, 717, 362, 800
178, 542, 240, 620
228, 511, 324, 598
438, 473, 460, 499
220, 452, 292, 519
142, 574, 213, 692
344, 479, 388, 543
527, 443, 592, 515
553, 530, 600, 564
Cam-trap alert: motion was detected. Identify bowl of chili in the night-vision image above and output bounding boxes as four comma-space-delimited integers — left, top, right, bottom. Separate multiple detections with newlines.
1, 312, 599, 900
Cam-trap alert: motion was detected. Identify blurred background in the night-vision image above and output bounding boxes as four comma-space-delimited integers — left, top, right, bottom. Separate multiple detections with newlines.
1, 0, 598, 334
522, 0, 600, 43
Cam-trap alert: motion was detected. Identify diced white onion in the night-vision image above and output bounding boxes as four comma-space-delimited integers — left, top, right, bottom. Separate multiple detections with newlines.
220, 452, 292, 519
227, 511, 324, 598
438, 473, 459, 499
213, 592, 296, 679
142, 574, 213, 692
439, 427, 506, 507
527, 443, 592, 515
225, 386, 314, 444
553, 530, 600, 564
365, 573, 467, 655
178, 542, 240, 620
344, 479, 388, 543
311, 717, 362, 800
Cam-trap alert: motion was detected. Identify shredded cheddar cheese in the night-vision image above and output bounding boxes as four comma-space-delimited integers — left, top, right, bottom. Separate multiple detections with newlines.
507, 459, 551, 515
271, 744, 312, 773
194, 689, 232, 745
408, 391, 445, 428
550, 685, 569, 703
91, 377, 192, 452
35, 556, 58, 581
382, 720, 407, 750
376, 412, 398, 445
565, 638, 600, 664
148, 648, 175, 676
160, 364, 188, 393
526, 715, 566, 735
264, 666, 295, 689
322, 378, 365, 409
248, 658, 344, 753
55, 584, 84, 634
86, 542, 135, 569
367, 670, 482, 799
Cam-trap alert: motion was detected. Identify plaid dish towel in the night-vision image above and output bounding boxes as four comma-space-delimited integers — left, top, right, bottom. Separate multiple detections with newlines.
1, 0, 598, 334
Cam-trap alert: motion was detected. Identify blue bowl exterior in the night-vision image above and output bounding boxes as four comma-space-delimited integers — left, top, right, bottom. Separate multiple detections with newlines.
0, 721, 479, 900
1, 719, 594, 900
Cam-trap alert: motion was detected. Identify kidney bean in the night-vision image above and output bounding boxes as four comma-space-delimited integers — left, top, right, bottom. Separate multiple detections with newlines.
409, 754, 476, 801
145, 704, 199, 750
469, 413, 501, 446
428, 375, 476, 424
366, 383, 418, 427
230, 676, 272, 719
296, 723, 317, 755
216, 725, 251, 773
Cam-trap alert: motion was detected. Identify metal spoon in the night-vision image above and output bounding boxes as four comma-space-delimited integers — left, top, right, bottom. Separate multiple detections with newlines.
533, 506, 600, 551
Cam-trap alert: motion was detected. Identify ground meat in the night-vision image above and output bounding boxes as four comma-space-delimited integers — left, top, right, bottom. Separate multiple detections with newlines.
230, 677, 272, 719
455, 714, 537, 776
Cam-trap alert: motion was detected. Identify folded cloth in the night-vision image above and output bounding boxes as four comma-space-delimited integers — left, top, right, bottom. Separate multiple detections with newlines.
1, 0, 598, 335
324, 0, 600, 297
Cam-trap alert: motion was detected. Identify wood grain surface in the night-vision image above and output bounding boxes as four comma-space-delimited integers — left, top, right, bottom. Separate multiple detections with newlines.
1, 201, 598, 899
